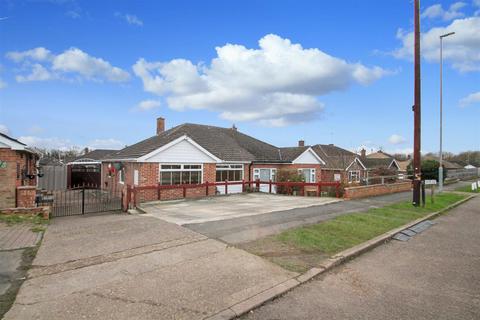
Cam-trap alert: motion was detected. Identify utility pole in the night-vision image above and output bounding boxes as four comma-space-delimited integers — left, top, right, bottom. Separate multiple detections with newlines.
412, 0, 422, 206
438, 31, 455, 193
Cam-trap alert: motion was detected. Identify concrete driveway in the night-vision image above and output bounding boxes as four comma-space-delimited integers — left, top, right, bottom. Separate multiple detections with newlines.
5, 213, 296, 320
139, 193, 341, 225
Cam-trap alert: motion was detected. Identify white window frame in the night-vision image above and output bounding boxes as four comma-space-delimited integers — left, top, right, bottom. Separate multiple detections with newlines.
253, 168, 277, 182
298, 168, 316, 183
159, 164, 203, 185
216, 164, 244, 182
348, 170, 360, 183
118, 168, 125, 184
133, 169, 139, 186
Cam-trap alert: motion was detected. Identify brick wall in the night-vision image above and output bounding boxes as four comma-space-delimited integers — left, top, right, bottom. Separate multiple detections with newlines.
0, 149, 38, 209
16, 186, 37, 207
344, 182, 411, 199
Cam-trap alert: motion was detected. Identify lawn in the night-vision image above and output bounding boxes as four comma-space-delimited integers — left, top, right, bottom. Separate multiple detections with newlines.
277, 193, 465, 255
0, 214, 49, 232
239, 192, 467, 272
455, 184, 479, 193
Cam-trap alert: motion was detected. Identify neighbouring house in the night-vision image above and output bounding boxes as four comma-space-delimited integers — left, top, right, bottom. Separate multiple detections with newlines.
311, 144, 364, 184
0, 132, 40, 209
67, 149, 118, 188
101, 118, 327, 201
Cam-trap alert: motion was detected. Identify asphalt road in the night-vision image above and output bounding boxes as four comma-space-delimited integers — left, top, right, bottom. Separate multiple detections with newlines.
241, 195, 480, 320
186, 191, 412, 244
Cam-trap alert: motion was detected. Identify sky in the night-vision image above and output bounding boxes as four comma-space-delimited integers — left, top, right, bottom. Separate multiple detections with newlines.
0, 0, 479, 155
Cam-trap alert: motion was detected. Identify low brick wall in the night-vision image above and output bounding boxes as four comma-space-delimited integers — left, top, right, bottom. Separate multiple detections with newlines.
344, 182, 412, 199
16, 186, 37, 208
1, 206, 50, 219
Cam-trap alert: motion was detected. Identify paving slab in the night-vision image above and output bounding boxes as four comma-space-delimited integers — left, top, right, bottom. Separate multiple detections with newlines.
0, 224, 42, 251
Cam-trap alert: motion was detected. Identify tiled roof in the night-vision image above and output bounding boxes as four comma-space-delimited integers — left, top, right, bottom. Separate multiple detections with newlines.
106, 123, 282, 162
360, 158, 394, 169
312, 144, 356, 169
278, 146, 309, 162
74, 149, 119, 161
366, 151, 393, 159
0, 132, 26, 146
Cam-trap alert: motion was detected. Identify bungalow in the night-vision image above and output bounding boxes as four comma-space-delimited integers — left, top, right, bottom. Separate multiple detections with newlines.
0, 132, 40, 209
311, 144, 364, 184
102, 118, 326, 201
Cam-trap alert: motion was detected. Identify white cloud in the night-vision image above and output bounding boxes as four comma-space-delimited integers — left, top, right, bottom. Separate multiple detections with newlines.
421, 2, 466, 21
6, 47, 130, 83
115, 12, 143, 26
6, 47, 53, 63
460, 91, 480, 106
136, 99, 161, 111
389, 134, 407, 145
0, 124, 9, 135
16, 63, 54, 82
87, 138, 124, 150
393, 17, 480, 72
133, 34, 388, 126
17, 135, 124, 151
18, 136, 73, 150
66, 10, 81, 19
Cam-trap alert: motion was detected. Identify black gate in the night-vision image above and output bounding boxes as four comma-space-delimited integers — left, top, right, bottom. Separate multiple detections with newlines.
38, 186, 123, 217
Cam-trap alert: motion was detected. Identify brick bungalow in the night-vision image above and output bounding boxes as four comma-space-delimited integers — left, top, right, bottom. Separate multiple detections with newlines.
0, 132, 40, 209
102, 118, 327, 202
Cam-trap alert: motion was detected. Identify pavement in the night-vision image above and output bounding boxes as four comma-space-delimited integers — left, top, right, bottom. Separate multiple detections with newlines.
185, 191, 412, 244
0, 222, 42, 311
241, 195, 480, 320
4, 213, 297, 320
139, 193, 341, 225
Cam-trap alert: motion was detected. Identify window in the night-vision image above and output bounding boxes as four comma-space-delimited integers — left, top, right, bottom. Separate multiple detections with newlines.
134, 170, 139, 186
119, 169, 125, 184
298, 168, 316, 183
159, 164, 202, 185
253, 168, 277, 182
216, 164, 243, 182
348, 170, 360, 183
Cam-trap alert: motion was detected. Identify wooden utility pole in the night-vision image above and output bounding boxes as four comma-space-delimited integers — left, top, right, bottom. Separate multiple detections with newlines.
412, 0, 422, 206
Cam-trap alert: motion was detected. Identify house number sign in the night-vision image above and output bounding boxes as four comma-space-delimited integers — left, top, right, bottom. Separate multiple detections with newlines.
0, 160, 6, 169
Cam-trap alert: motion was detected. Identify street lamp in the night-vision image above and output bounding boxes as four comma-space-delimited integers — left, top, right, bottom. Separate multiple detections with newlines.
438, 31, 455, 193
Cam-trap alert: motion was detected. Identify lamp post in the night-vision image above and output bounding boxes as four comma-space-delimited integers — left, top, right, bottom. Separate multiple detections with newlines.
438, 31, 455, 193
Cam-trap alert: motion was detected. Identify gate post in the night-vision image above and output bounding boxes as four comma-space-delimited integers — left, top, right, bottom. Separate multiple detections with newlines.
81, 186, 85, 214
269, 180, 272, 193
225, 180, 228, 194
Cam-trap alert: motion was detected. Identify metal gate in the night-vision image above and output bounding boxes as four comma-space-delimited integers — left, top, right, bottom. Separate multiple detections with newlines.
38, 186, 123, 217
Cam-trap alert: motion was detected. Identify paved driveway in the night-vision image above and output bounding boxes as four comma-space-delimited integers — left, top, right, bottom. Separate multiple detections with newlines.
5, 213, 296, 320
139, 193, 341, 225
242, 196, 480, 320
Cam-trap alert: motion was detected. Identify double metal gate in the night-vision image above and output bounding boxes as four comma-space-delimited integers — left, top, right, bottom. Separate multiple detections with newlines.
38, 186, 123, 217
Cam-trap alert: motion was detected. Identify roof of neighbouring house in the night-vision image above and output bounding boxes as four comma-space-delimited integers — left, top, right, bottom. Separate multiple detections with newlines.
73, 149, 119, 162
366, 150, 393, 159
360, 158, 396, 169
0, 132, 40, 155
422, 156, 464, 169
397, 159, 412, 171
106, 123, 284, 162
311, 144, 357, 169
278, 146, 310, 162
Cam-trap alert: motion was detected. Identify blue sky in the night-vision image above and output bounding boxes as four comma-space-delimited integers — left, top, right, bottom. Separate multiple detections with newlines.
0, 0, 479, 154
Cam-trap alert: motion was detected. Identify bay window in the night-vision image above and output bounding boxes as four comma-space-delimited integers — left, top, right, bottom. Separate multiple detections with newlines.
160, 164, 202, 185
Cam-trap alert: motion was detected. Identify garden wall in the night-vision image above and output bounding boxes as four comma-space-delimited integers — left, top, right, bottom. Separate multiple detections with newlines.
344, 182, 411, 199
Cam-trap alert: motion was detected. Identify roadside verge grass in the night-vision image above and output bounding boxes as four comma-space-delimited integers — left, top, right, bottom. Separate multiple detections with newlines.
239, 192, 466, 272
455, 184, 479, 193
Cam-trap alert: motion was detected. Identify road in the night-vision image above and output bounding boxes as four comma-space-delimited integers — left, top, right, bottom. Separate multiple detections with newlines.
186, 191, 412, 244
241, 195, 480, 320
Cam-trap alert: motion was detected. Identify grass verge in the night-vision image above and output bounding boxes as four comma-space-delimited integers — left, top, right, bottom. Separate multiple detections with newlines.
455, 184, 479, 193
239, 192, 466, 272
0, 214, 49, 228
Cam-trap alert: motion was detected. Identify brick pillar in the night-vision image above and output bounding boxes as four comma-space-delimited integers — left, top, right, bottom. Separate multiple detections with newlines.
16, 186, 37, 208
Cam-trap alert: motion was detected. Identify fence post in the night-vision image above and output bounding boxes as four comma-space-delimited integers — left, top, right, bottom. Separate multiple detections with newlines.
81, 185, 85, 214
225, 180, 228, 194
317, 182, 321, 197
157, 185, 161, 200
269, 180, 272, 193
336, 183, 340, 198
125, 185, 131, 211
206, 181, 209, 196
242, 179, 245, 192
183, 186, 187, 198
256, 179, 260, 191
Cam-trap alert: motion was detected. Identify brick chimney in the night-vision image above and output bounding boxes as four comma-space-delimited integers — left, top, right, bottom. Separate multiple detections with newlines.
360, 148, 366, 158
298, 140, 305, 147
156, 117, 165, 135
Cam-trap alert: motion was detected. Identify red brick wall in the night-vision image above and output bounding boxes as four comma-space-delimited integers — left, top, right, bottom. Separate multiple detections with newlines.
344, 182, 411, 199
16, 186, 36, 207
0, 149, 38, 209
